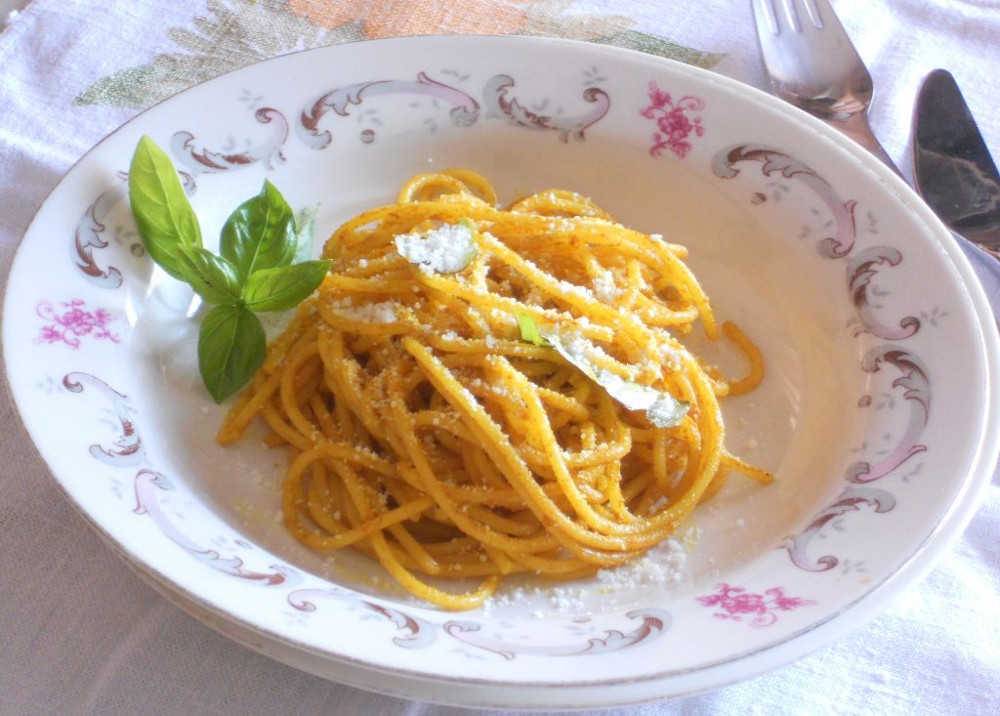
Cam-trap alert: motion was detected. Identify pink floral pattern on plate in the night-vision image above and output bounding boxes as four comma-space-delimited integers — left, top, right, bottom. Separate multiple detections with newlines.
641, 81, 704, 158
697, 584, 814, 627
37, 300, 119, 348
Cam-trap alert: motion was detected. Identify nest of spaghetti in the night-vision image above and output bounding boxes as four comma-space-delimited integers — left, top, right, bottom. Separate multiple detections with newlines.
218, 170, 770, 610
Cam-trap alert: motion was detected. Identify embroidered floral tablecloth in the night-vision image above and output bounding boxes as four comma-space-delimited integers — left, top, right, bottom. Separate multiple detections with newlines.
1, 1, 998, 714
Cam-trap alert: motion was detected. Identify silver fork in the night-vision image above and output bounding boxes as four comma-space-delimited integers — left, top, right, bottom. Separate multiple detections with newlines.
751, 0, 902, 176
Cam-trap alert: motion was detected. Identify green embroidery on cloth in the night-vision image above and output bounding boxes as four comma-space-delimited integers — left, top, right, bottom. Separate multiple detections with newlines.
75, 0, 725, 110
591, 29, 725, 69
75, 1, 361, 108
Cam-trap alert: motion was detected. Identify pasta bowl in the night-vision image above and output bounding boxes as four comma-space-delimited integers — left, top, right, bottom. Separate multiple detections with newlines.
4, 36, 998, 709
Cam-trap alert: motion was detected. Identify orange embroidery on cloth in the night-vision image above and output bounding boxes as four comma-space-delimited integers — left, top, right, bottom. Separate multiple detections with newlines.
288, 0, 529, 36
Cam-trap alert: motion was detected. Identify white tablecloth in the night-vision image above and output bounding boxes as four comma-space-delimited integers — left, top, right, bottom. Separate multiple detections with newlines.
1, 1, 998, 713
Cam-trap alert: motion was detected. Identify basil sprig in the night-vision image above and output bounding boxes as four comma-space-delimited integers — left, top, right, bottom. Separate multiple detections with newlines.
128, 135, 330, 403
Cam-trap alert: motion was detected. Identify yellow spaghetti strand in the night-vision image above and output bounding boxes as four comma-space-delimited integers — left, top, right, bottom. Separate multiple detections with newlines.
721, 320, 765, 395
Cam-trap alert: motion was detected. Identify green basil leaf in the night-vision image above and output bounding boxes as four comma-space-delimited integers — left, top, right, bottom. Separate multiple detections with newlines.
220, 179, 296, 283
242, 260, 330, 312
516, 313, 550, 347
128, 135, 202, 280
198, 304, 265, 403
174, 246, 241, 305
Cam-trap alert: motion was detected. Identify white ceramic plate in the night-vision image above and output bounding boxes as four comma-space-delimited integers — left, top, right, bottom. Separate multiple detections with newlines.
4, 36, 998, 709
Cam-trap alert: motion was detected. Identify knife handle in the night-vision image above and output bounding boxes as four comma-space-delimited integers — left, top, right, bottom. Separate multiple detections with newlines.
825, 112, 904, 179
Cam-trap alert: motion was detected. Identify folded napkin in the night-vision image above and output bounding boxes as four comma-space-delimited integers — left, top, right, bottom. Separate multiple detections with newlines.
0, 1, 996, 714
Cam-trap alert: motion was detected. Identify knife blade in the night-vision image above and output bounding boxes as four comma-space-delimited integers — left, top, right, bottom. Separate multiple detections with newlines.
913, 69, 1000, 256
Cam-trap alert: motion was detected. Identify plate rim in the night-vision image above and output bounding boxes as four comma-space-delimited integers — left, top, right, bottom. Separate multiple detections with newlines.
4, 33, 999, 705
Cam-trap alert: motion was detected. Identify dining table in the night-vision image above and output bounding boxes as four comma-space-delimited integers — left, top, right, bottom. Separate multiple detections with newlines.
0, 1, 997, 713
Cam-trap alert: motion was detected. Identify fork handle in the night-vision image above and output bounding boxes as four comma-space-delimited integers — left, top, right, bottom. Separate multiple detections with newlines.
826, 112, 904, 179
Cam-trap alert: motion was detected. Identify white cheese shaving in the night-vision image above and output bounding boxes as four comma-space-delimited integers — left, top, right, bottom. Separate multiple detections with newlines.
480, 537, 688, 616
333, 301, 398, 323
543, 330, 688, 428
394, 222, 477, 274
596, 537, 687, 588
592, 268, 621, 302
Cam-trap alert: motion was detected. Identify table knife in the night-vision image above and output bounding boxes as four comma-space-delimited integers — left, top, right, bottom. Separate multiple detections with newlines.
913, 69, 1000, 311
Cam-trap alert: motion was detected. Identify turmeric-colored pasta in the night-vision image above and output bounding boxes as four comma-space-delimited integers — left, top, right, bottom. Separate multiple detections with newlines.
218, 169, 771, 610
